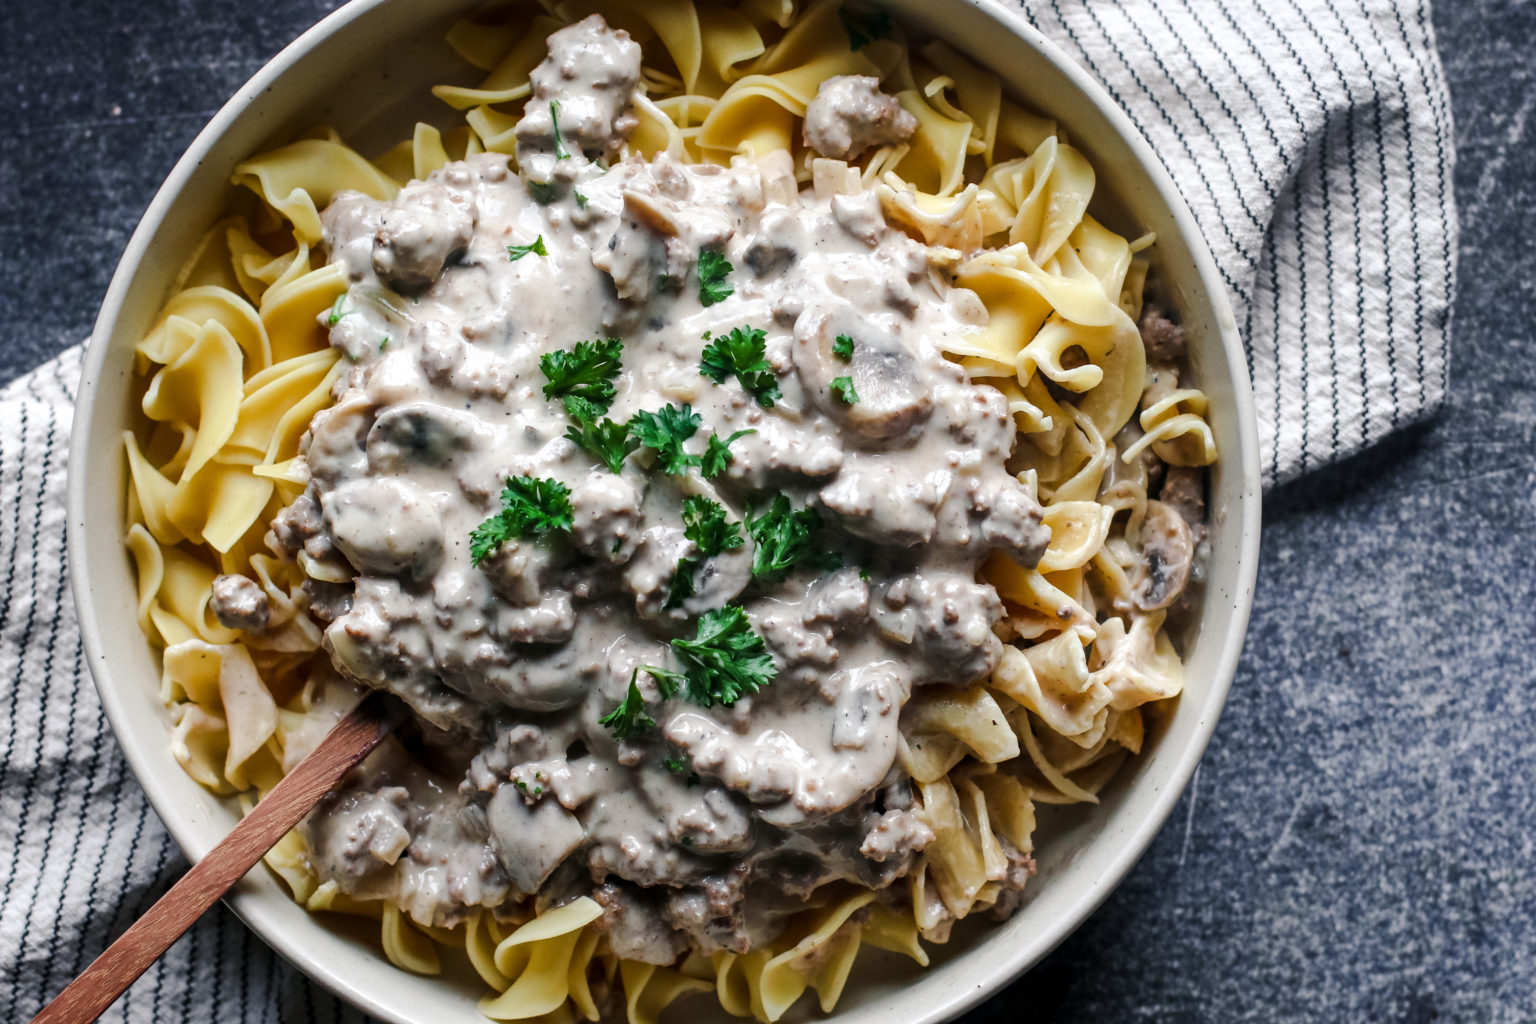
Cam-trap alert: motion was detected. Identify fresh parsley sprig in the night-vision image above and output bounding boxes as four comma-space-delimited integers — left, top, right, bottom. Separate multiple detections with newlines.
831, 376, 860, 404
700, 326, 781, 408
666, 496, 745, 609
469, 476, 574, 565
507, 236, 548, 261
631, 404, 702, 475
670, 605, 776, 707
540, 338, 624, 419
664, 568, 696, 609
683, 495, 744, 558
697, 248, 734, 306
600, 664, 687, 740
701, 429, 754, 479
642, 665, 684, 698
565, 416, 639, 473
747, 494, 839, 582
833, 334, 855, 361
599, 674, 656, 740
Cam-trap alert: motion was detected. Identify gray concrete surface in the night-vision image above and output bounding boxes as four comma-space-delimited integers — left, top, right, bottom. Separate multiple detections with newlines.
2, 0, 1530, 1019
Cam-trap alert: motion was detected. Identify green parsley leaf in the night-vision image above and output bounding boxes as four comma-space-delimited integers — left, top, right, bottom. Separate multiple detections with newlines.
831, 376, 860, 404
469, 476, 574, 565
326, 292, 349, 327
507, 235, 548, 261
664, 572, 698, 608
683, 495, 744, 557
833, 334, 855, 361
630, 404, 702, 475
575, 189, 589, 209
697, 248, 734, 307
564, 416, 639, 473
701, 429, 755, 479
379, 336, 390, 351
747, 494, 827, 583
641, 665, 684, 699
560, 395, 606, 421
527, 181, 558, 205
859, 566, 872, 581
599, 675, 656, 740
666, 562, 698, 609
540, 338, 624, 418
699, 325, 781, 408
670, 605, 777, 707
550, 100, 571, 161
839, 6, 892, 50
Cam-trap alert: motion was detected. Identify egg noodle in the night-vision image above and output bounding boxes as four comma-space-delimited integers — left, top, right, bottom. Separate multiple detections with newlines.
121, 1, 1216, 1021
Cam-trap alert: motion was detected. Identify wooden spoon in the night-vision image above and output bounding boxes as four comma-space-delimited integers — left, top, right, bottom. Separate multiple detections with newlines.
31, 690, 407, 1024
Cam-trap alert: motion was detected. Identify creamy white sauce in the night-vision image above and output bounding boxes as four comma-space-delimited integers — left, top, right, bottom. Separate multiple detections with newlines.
284, 16, 1050, 953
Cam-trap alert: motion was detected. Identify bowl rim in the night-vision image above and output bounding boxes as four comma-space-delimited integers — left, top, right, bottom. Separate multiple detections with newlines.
66, 1, 1262, 1020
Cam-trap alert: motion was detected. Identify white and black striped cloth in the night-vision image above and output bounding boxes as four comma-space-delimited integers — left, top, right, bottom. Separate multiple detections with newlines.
0, 350, 371, 1023
1024, 0, 1457, 484
1, 1, 1456, 1020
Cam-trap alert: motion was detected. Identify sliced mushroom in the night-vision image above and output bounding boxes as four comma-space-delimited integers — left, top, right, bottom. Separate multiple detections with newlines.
792, 304, 932, 444
305, 394, 375, 485
366, 402, 488, 472
1131, 499, 1194, 611
486, 785, 586, 895
591, 215, 667, 303
621, 188, 682, 238
680, 543, 753, 615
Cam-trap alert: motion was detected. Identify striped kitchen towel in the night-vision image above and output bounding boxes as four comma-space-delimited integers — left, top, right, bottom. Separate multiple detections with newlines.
1024, 0, 1458, 485
1, 0, 1456, 1021
0, 349, 371, 1022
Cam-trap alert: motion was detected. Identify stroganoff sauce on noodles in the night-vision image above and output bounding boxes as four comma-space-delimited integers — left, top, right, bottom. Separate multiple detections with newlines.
122, 3, 1216, 1021
299, 8, 1049, 961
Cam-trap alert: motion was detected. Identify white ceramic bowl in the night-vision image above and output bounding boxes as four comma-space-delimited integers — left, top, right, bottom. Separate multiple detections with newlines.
68, 1, 1262, 1020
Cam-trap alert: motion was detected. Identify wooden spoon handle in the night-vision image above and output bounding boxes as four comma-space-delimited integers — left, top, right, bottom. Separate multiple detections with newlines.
31, 690, 405, 1024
